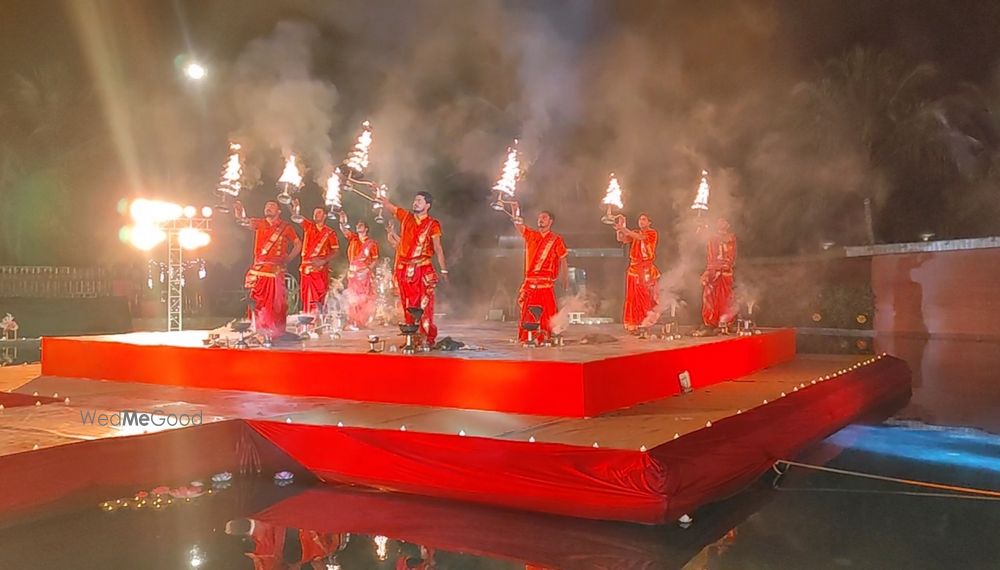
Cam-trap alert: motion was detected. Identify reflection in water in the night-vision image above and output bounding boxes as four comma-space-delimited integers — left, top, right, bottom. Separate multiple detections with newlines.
225, 517, 347, 569
0, 336, 997, 569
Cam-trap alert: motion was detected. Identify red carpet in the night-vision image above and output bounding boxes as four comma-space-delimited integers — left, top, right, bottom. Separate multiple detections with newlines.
40, 328, 796, 417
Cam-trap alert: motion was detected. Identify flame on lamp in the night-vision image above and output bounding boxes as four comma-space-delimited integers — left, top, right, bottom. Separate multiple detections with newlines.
278, 155, 303, 188
325, 168, 344, 210
492, 140, 520, 199
691, 169, 710, 211
217, 143, 243, 196
602, 173, 624, 209
346, 120, 373, 174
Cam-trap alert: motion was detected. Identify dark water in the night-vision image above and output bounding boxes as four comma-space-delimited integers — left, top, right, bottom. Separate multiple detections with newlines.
1, 337, 998, 569
0, 338, 40, 366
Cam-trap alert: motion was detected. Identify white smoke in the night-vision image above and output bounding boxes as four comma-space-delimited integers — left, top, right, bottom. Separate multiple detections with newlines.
231, 21, 339, 185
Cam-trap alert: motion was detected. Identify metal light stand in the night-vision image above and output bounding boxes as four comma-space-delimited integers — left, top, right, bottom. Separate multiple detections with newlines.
160, 216, 211, 332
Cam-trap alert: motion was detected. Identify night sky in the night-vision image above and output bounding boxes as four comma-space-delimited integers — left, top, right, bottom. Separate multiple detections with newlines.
3, 0, 1000, 267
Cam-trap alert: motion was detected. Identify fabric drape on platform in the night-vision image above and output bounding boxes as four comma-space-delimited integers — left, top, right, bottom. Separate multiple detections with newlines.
248, 358, 910, 525
247, 422, 668, 523
648, 357, 911, 518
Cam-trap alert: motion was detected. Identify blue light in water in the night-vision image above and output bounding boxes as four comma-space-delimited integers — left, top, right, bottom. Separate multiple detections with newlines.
826, 423, 1000, 474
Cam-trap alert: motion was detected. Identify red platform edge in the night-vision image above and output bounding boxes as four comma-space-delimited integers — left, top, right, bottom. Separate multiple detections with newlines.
247, 357, 912, 524
40, 329, 796, 417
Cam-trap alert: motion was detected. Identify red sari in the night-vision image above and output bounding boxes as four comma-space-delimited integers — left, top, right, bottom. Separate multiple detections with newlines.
299, 222, 338, 314
245, 218, 298, 338
344, 230, 379, 327
393, 209, 442, 344
517, 226, 567, 342
622, 228, 661, 330
700, 229, 737, 327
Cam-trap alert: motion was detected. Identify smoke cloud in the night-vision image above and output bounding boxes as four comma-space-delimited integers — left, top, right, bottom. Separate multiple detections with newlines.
231, 21, 339, 185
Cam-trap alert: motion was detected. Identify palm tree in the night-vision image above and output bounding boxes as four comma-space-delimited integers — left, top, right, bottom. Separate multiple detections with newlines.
0, 65, 106, 264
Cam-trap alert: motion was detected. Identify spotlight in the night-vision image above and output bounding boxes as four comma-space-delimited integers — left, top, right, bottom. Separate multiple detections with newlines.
129, 224, 167, 251
178, 228, 211, 250
201, 206, 213, 218
183, 62, 207, 81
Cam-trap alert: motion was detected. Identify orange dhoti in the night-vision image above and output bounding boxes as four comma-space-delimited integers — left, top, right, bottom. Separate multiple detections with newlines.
518, 278, 558, 342
299, 267, 329, 314
700, 224, 737, 328
701, 271, 735, 327
346, 265, 376, 327
623, 262, 660, 330
246, 264, 288, 339
395, 262, 439, 344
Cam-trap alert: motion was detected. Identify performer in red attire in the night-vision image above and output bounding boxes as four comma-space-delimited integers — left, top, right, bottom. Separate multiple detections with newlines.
697, 217, 737, 334
295, 204, 339, 315
378, 191, 449, 346
615, 213, 660, 332
513, 211, 568, 343
339, 212, 380, 329
236, 200, 301, 343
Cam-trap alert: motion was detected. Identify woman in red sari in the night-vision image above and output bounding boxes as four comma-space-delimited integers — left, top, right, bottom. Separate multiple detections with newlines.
616, 213, 661, 333
339, 213, 380, 330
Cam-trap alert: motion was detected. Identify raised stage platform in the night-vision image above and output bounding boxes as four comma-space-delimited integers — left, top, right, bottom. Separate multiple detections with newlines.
40, 323, 796, 417
4, 324, 911, 524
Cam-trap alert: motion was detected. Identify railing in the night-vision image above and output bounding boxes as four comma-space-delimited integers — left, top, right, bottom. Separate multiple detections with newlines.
0, 266, 114, 298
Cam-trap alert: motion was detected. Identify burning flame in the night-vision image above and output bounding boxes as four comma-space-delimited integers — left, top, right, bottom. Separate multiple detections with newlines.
492, 140, 520, 198
278, 154, 303, 187
346, 120, 373, 174
217, 143, 243, 196
691, 169, 710, 211
602, 172, 624, 209
325, 168, 343, 209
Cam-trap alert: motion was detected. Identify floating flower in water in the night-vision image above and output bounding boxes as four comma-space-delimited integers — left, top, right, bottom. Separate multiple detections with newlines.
169, 485, 205, 499
211, 472, 233, 483
274, 471, 294, 486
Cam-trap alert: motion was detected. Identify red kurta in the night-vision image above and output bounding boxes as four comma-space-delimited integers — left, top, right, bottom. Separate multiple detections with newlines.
623, 228, 661, 330
394, 209, 443, 344
245, 218, 298, 338
344, 230, 380, 327
518, 226, 568, 342
299, 222, 338, 314
701, 229, 737, 327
